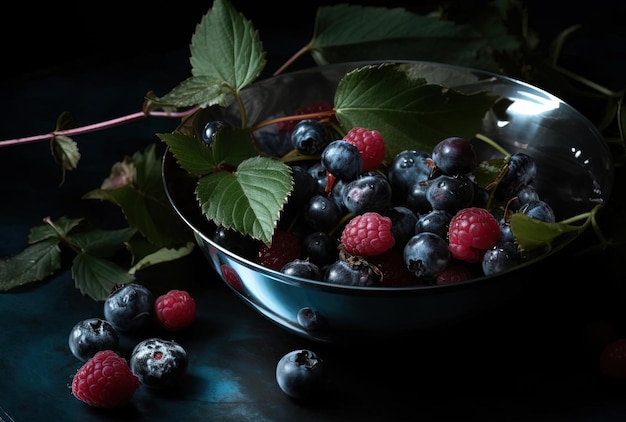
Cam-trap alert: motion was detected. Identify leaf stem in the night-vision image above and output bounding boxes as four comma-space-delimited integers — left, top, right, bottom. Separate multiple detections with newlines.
474, 133, 511, 157
0, 107, 200, 148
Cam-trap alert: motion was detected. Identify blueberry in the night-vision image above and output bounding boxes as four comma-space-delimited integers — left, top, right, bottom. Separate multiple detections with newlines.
495, 152, 537, 201
519, 199, 555, 223
129, 338, 188, 389
343, 171, 392, 214
202, 120, 228, 146
304, 195, 342, 232
68, 318, 120, 362
426, 174, 474, 214
387, 149, 434, 199
290, 119, 331, 155
385, 206, 419, 248
482, 241, 521, 276
320, 140, 363, 181
276, 349, 327, 400
302, 231, 338, 267
212, 226, 260, 261
414, 209, 452, 240
324, 257, 381, 287
103, 283, 154, 333
431, 136, 477, 175
281, 259, 323, 280
403, 232, 451, 279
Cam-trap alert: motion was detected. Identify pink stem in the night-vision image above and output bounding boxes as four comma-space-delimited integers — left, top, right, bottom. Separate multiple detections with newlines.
0, 106, 201, 148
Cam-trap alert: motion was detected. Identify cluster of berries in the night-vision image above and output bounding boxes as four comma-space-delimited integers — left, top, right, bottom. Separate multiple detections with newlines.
210, 101, 555, 288
68, 284, 196, 408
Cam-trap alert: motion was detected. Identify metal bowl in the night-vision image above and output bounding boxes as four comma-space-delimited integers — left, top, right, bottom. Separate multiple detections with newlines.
162, 61, 614, 342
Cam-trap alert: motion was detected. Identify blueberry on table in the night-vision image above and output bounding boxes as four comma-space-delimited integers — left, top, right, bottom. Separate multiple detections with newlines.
276, 349, 327, 400
68, 317, 120, 362
129, 338, 188, 389
103, 283, 154, 333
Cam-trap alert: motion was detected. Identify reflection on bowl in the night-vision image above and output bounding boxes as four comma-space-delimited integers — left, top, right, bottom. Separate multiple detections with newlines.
162, 61, 613, 342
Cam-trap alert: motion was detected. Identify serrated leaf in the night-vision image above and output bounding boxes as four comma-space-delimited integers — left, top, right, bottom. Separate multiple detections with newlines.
190, 0, 265, 85
55, 111, 78, 131
309, 4, 499, 72
159, 132, 216, 176
29, 216, 84, 243
334, 63, 498, 161
128, 242, 195, 275
83, 144, 193, 248
68, 227, 137, 258
71, 253, 134, 301
152, 75, 232, 109
197, 156, 292, 244
0, 238, 61, 291
510, 213, 584, 251
51, 134, 81, 185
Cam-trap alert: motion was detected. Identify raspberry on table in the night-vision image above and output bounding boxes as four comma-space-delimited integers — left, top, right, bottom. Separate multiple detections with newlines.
343, 127, 386, 171
448, 207, 501, 263
341, 212, 395, 257
154, 289, 197, 331
71, 350, 139, 408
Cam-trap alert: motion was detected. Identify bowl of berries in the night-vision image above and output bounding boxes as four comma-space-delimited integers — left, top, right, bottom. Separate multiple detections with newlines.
161, 61, 613, 342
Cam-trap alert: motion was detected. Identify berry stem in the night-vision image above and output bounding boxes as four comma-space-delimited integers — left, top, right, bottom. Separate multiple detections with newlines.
474, 133, 511, 157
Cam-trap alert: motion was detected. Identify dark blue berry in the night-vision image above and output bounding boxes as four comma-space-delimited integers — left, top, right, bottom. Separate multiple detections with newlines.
212, 226, 259, 261
296, 308, 328, 332
414, 209, 452, 240
519, 199, 555, 223
385, 206, 418, 248
304, 195, 343, 232
103, 283, 154, 333
324, 257, 381, 287
426, 174, 474, 213
276, 349, 327, 400
343, 171, 392, 214
202, 120, 228, 146
403, 232, 451, 279
291, 119, 331, 155
302, 231, 338, 267
321, 140, 363, 181
482, 241, 521, 276
129, 338, 188, 389
431, 136, 476, 175
495, 152, 537, 201
68, 318, 120, 362
281, 259, 323, 280
388, 150, 434, 199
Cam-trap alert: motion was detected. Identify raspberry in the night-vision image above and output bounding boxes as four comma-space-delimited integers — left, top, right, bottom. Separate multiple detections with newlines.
257, 230, 301, 271
276, 101, 334, 133
154, 289, 197, 331
599, 338, 626, 380
343, 127, 386, 171
71, 350, 139, 408
448, 207, 501, 263
341, 212, 395, 257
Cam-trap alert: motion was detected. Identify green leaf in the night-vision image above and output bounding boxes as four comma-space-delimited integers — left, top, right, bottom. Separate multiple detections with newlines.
510, 213, 584, 251
0, 238, 62, 291
152, 76, 232, 109
159, 126, 258, 176
128, 242, 196, 275
68, 227, 137, 258
190, 0, 265, 84
83, 144, 193, 248
158, 132, 216, 176
309, 4, 499, 72
29, 216, 83, 243
197, 156, 292, 244
71, 253, 134, 301
334, 63, 498, 161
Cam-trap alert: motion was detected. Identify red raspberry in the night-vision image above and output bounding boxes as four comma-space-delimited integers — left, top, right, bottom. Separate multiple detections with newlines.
276, 101, 334, 132
220, 264, 243, 292
257, 230, 301, 271
341, 212, 395, 257
448, 207, 500, 263
71, 350, 139, 408
343, 127, 386, 171
600, 338, 626, 380
154, 289, 197, 331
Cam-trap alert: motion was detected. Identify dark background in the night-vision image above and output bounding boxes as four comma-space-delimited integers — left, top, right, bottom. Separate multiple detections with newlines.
3, 0, 625, 87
